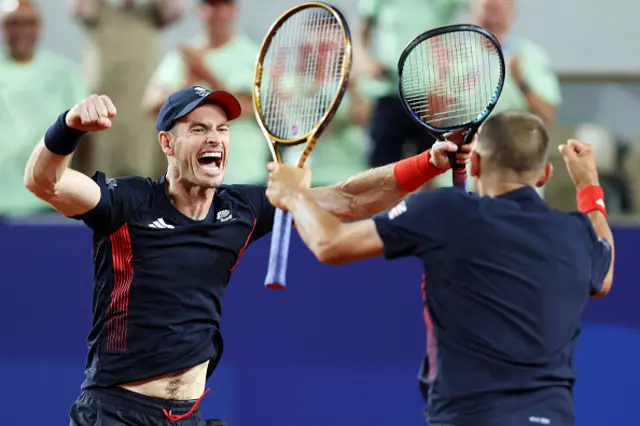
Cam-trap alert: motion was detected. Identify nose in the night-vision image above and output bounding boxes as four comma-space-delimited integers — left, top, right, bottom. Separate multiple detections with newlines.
205, 132, 223, 145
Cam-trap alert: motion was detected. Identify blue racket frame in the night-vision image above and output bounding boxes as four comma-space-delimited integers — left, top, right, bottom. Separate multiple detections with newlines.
397, 24, 506, 192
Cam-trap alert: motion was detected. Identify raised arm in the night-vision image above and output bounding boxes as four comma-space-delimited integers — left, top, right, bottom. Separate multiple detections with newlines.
24, 95, 116, 217
308, 138, 471, 221
559, 139, 614, 297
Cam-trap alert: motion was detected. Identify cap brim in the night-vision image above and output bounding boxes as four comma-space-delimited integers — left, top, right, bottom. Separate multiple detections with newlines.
175, 91, 242, 122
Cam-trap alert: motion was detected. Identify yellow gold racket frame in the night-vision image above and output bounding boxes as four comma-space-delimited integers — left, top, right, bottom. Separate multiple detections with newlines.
252, 2, 353, 166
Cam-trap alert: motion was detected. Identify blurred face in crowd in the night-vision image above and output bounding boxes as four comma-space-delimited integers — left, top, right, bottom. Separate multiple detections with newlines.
472, 0, 514, 40
199, 0, 237, 39
1, 0, 40, 61
160, 104, 231, 189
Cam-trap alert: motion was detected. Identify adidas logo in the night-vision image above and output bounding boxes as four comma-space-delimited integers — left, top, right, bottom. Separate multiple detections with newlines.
148, 218, 175, 229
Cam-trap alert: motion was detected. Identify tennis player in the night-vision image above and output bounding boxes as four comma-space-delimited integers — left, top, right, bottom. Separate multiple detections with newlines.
265, 110, 614, 426
23, 86, 469, 426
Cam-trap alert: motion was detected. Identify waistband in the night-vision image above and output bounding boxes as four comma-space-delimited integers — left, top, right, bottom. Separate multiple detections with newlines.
84, 386, 209, 421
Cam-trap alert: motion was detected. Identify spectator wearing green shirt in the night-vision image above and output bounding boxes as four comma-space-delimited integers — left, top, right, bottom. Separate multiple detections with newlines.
0, 0, 87, 218
283, 79, 371, 186
434, 0, 561, 195
357, 0, 468, 168
143, 0, 268, 185
472, 0, 561, 124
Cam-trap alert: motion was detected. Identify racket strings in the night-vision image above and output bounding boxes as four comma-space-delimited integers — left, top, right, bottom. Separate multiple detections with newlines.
401, 31, 502, 128
259, 7, 348, 141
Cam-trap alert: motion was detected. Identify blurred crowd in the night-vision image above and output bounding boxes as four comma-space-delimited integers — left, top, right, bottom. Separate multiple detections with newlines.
0, 0, 635, 220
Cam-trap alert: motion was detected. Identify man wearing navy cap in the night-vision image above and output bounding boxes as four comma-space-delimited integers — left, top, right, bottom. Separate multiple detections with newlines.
23, 88, 471, 425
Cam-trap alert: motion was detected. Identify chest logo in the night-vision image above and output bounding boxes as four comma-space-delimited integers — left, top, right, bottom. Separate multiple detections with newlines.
148, 218, 175, 229
216, 209, 233, 223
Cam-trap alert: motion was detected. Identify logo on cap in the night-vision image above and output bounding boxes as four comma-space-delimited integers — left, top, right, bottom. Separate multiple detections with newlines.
194, 86, 210, 97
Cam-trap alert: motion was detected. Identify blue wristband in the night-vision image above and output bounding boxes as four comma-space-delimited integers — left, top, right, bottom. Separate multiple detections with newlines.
44, 111, 87, 156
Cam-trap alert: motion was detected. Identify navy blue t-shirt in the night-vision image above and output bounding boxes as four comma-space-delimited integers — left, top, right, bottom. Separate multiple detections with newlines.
71, 172, 275, 388
373, 187, 611, 425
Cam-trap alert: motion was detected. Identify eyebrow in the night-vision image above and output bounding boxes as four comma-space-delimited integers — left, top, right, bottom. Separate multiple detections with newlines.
189, 121, 229, 129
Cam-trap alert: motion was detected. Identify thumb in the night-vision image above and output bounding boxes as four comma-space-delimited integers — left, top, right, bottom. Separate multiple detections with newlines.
98, 117, 112, 129
443, 141, 459, 152
558, 141, 578, 161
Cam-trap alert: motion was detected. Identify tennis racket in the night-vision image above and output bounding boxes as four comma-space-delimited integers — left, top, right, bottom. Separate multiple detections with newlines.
397, 24, 506, 191
253, 2, 352, 289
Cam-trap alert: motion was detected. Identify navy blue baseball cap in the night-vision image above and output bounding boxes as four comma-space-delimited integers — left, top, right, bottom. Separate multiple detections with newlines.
156, 86, 242, 132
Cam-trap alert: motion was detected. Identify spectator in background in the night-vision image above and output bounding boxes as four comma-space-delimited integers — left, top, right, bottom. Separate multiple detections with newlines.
73, 0, 185, 177
143, 0, 268, 185
283, 79, 371, 186
0, 0, 86, 218
472, 0, 561, 124
357, 0, 468, 169
444, 0, 562, 197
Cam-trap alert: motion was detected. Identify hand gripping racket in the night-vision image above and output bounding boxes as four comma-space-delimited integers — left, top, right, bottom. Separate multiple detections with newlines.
253, 2, 352, 289
397, 24, 506, 191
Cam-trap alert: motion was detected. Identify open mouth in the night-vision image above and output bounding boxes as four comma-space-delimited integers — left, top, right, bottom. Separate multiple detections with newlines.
197, 152, 223, 172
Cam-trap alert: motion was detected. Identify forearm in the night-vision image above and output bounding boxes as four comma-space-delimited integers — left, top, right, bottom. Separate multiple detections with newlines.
577, 183, 615, 296
587, 209, 615, 294
201, 71, 227, 92
309, 149, 446, 220
288, 191, 344, 260
518, 84, 556, 124
24, 139, 73, 197
309, 163, 407, 221
359, 19, 374, 51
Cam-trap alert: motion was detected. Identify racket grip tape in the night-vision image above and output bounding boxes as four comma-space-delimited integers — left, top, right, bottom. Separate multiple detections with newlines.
264, 208, 293, 290
453, 167, 469, 192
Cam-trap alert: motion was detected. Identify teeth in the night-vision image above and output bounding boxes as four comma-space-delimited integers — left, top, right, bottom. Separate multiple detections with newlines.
199, 152, 222, 159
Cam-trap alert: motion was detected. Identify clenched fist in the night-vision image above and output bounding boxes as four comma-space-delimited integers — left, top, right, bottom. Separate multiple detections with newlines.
66, 94, 117, 132
558, 139, 600, 190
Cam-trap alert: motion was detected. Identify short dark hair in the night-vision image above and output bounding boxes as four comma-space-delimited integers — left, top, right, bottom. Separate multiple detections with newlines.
476, 110, 549, 175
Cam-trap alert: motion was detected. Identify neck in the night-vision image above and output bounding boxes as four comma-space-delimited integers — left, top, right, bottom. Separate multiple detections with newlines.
476, 174, 531, 197
165, 171, 215, 221
206, 29, 232, 49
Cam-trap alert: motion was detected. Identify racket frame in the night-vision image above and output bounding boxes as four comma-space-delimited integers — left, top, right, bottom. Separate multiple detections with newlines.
397, 24, 506, 191
252, 2, 353, 290
253, 1, 353, 167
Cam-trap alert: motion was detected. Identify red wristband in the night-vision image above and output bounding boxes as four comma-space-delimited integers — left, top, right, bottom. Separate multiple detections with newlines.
393, 149, 446, 192
577, 185, 607, 218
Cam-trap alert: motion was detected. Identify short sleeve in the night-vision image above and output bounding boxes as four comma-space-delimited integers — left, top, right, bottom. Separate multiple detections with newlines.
148, 50, 186, 91
522, 42, 562, 106
373, 189, 464, 259
235, 185, 275, 242
71, 172, 151, 235
571, 212, 613, 295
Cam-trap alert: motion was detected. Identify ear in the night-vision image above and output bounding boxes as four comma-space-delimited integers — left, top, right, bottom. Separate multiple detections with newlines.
158, 131, 175, 157
470, 150, 481, 178
535, 162, 553, 187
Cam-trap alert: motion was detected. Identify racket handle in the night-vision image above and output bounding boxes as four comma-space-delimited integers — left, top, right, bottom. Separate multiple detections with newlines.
264, 208, 293, 290
453, 167, 469, 192
446, 151, 469, 191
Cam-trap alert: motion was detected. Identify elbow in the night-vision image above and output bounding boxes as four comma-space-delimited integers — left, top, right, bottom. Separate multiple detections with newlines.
592, 273, 614, 299
24, 168, 57, 201
313, 238, 349, 266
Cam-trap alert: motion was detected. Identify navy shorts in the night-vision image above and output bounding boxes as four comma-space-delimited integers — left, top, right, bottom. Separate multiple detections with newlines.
69, 386, 226, 426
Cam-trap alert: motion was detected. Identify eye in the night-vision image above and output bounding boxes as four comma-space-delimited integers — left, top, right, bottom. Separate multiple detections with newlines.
192, 126, 206, 134
218, 126, 229, 132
